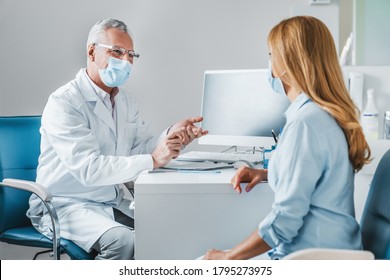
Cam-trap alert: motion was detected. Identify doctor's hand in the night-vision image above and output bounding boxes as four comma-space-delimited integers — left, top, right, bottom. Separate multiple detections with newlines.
169, 116, 208, 146
231, 167, 268, 194
151, 129, 185, 169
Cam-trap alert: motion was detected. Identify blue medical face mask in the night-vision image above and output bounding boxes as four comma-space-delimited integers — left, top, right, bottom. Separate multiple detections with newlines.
267, 62, 287, 96
97, 56, 132, 87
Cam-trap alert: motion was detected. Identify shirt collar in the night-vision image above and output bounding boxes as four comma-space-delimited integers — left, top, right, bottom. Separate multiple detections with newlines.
82, 69, 119, 103
284, 92, 311, 121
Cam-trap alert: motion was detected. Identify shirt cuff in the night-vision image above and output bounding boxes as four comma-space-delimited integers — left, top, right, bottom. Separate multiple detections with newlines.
166, 124, 174, 135
258, 209, 280, 248
132, 154, 154, 173
144, 154, 155, 171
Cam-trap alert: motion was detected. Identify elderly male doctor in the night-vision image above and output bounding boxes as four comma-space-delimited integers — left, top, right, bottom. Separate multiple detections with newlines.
27, 19, 207, 260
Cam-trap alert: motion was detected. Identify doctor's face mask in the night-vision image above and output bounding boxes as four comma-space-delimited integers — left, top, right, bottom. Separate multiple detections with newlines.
96, 56, 132, 88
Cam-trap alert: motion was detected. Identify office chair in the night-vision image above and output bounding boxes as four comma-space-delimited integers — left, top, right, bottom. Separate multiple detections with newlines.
0, 116, 95, 260
360, 148, 390, 259
284, 149, 390, 260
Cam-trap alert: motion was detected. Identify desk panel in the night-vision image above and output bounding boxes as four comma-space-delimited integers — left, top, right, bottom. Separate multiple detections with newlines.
134, 170, 273, 260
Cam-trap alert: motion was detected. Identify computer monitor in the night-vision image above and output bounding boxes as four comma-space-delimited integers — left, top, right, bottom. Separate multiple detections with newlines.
199, 69, 290, 148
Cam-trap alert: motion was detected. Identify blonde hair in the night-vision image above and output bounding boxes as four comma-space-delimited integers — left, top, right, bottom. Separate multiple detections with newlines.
268, 16, 370, 171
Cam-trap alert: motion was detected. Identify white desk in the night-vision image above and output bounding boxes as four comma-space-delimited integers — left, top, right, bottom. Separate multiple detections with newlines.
134, 168, 273, 260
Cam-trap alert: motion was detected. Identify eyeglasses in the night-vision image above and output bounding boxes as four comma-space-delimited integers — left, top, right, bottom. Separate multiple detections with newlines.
94, 43, 140, 60
268, 53, 274, 66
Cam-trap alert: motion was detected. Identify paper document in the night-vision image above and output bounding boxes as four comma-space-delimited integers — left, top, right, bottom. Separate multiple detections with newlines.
159, 160, 234, 171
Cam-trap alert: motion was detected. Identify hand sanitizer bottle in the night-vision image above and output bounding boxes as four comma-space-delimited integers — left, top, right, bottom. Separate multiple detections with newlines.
361, 88, 379, 140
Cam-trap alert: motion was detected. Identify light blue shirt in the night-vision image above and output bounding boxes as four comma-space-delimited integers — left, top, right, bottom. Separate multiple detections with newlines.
259, 93, 362, 259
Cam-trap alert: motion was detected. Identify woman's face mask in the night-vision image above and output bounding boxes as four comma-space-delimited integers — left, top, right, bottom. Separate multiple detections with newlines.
267, 60, 287, 96
97, 56, 132, 88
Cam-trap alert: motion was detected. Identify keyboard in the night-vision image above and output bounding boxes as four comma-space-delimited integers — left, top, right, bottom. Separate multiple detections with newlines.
177, 151, 262, 165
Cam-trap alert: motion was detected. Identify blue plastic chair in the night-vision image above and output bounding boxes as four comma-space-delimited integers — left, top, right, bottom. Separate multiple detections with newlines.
0, 116, 95, 260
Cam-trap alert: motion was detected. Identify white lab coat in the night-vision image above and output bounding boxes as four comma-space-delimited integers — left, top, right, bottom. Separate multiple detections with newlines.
28, 69, 160, 252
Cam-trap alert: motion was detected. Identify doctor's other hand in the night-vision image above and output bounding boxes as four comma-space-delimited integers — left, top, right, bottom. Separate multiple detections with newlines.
151, 129, 185, 169
169, 116, 208, 146
231, 167, 268, 194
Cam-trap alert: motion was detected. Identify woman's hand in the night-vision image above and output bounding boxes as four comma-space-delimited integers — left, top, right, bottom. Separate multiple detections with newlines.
231, 167, 267, 194
203, 249, 231, 260
203, 231, 271, 260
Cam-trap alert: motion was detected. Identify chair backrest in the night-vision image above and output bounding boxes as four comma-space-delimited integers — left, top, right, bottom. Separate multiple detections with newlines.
360, 149, 390, 259
0, 116, 41, 232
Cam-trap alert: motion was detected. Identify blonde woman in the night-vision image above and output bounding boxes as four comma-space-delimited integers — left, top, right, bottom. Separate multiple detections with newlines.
204, 16, 371, 260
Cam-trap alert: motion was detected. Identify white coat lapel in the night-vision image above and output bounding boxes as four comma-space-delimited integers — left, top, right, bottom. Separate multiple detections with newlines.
115, 93, 128, 155
76, 70, 116, 136
93, 100, 116, 136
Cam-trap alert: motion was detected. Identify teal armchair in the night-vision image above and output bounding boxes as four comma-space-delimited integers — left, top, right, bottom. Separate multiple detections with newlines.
0, 116, 95, 259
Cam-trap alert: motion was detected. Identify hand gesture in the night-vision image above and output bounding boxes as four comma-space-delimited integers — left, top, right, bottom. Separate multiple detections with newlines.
169, 116, 208, 146
151, 129, 185, 169
230, 167, 267, 194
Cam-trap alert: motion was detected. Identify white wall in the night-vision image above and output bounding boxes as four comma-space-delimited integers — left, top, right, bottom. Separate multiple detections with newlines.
353, 0, 390, 65
0, 0, 340, 139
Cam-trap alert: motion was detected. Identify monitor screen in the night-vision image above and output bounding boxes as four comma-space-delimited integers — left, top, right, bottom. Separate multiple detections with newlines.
199, 69, 290, 147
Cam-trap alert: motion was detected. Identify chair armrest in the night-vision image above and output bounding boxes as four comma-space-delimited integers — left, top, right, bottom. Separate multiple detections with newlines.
1, 178, 60, 259
282, 248, 375, 260
2, 178, 52, 201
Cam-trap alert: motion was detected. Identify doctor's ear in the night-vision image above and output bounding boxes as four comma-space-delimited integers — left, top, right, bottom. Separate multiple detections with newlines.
87, 45, 95, 61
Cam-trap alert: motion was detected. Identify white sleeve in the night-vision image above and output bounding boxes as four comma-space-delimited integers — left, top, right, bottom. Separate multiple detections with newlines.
42, 94, 154, 187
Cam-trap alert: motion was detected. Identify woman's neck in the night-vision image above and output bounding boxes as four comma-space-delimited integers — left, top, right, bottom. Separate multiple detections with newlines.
286, 85, 302, 102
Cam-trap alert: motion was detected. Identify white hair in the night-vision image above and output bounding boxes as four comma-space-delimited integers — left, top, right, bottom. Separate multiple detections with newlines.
86, 18, 132, 50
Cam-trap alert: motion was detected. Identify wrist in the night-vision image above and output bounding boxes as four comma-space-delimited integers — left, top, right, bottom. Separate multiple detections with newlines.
151, 154, 159, 169
225, 249, 239, 260
261, 168, 268, 181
